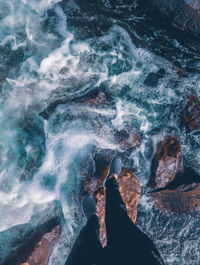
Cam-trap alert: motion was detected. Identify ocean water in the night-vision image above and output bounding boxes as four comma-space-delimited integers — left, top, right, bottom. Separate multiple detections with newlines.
0, 0, 200, 264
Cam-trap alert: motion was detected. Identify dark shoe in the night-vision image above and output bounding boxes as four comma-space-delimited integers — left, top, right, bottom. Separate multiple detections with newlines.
81, 194, 97, 220
103, 157, 122, 189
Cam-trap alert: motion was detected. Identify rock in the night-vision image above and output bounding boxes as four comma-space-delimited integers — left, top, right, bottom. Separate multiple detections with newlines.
81, 149, 115, 195
94, 168, 141, 246
0, 201, 63, 265
183, 95, 200, 131
152, 183, 200, 212
147, 0, 200, 36
144, 72, 159, 87
144, 69, 166, 87
108, 59, 132, 76
115, 128, 140, 150
149, 136, 183, 189
86, 91, 108, 106
21, 225, 60, 265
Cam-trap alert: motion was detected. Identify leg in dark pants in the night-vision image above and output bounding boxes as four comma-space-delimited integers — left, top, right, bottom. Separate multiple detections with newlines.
105, 177, 165, 265
65, 214, 103, 265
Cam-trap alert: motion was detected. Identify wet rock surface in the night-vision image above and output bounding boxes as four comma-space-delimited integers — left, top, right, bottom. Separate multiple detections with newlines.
148, 0, 200, 36
149, 136, 183, 189
183, 95, 200, 131
21, 225, 60, 265
144, 71, 163, 87
86, 91, 108, 106
149, 135, 200, 213
0, 201, 63, 265
152, 183, 200, 212
114, 128, 140, 150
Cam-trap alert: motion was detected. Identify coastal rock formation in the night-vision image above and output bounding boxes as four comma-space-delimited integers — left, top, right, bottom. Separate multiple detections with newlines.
94, 168, 141, 246
21, 226, 60, 265
183, 95, 200, 131
0, 201, 62, 265
148, 0, 200, 36
149, 136, 183, 189
152, 183, 200, 212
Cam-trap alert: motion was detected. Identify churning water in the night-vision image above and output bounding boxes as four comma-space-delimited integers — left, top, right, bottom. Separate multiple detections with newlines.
0, 0, 200, 264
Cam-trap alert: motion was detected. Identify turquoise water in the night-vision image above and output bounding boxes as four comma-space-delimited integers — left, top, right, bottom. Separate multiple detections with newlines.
0, 0, 200, 264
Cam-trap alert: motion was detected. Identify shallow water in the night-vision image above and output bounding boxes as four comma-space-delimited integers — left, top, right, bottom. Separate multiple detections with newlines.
0, 0, 200, 264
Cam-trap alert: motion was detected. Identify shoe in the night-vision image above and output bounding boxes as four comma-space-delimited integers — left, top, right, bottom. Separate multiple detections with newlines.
81, 194, 97, 220
103, 157, 122, 189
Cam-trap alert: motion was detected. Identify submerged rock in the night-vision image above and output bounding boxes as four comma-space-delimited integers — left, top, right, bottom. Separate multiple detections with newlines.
149, 136, 183, 189
94, 168, 141, 246
21, 225, 60, 265
144, 68, 166, 87
148, 0, 200, 36
144, 72, 160, 87
183, 95, 200, 131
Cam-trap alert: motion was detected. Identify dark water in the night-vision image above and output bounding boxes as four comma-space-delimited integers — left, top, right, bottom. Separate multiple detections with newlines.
0, 0, 200, 264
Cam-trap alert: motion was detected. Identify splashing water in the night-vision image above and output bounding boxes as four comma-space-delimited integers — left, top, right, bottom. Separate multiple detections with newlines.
0, 0, 200, 264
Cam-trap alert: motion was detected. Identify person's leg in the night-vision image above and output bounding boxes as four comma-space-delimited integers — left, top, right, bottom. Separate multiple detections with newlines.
105, 175, 165, 265
65, 214, 103, 265
66, 195, 104, 265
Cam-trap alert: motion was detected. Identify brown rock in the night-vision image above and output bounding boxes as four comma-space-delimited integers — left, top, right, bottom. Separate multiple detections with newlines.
183, 95, 200, 131
149, 136, 183, 189
21, 225, 60, 265
94, 168, 141, 246
152, 183, 200, 212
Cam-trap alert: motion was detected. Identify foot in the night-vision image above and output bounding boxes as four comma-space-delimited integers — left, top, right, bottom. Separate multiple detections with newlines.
103, 157, 122, 189
81, 194, 97, 220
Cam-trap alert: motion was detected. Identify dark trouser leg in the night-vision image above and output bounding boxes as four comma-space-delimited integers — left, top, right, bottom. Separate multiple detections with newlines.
105, 177, 165, 265
65, 214, 103, 265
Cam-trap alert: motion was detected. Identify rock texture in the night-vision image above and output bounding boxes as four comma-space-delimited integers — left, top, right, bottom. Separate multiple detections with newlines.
21, 226, 60, 265
0, 201, 63, 265
86, 91, 108, 106
114, 128, 140, 150
94, 168, 141, 246
183, 95, 200, 131
152, 183, 200, 212
149, 136, 200, 213
149, 136, 183, 189
148, 0, 200, 36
